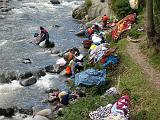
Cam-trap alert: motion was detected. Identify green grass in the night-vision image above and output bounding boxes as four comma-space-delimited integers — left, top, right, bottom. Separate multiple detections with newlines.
140, 41, 160, 71
55, 91, 116, 120
116, 39, 160, 120
55, 39, 160, 120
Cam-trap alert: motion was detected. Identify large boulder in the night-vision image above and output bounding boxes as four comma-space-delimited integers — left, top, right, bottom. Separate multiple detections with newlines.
20, 76, 37, 86
72, 4, 88, 20
50, 0, 60, 4
87, 0, 113, 19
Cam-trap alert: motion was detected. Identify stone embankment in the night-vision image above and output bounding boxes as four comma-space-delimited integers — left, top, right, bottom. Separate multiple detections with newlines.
72, 0, 113, 21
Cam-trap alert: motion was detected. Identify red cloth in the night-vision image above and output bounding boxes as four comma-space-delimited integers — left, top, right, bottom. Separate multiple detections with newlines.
87, 28, 94, 35
41, 29, 48, 34
111, 13, 136, 40
116, 95, 130, 116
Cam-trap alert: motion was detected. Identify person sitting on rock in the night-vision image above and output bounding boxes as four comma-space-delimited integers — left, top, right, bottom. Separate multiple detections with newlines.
40, 26, 50, 45
101, 14, 110, 28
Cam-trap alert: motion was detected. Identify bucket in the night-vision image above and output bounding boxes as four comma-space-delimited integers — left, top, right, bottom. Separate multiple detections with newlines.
82, 40, 93, 49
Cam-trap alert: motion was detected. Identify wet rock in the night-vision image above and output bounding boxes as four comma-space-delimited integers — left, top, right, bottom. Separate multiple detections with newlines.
0, 108, 15, 117
35, 109, 52, 118
53, 25, 61, 28
19, 71, 33, 79
45, 64, 65, 73
72, 4, 87, 19
45, 65, 54, 72
18, 108, 33, 115
5, 71, 17, 80
20, 76, 37, 86
51, 49, 60, 54
22, 58, 32, 64
1, 7, 12, 12
0, 73, 11, 83
36, 69, 46, 77
50, 0, 60, 4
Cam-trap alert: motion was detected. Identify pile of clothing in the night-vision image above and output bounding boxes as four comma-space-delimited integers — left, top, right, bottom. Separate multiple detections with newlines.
89, 95, 130, 120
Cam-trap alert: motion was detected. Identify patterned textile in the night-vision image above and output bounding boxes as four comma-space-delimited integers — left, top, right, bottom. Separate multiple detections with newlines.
89, 104, 112, 120
111, 13, 136, 40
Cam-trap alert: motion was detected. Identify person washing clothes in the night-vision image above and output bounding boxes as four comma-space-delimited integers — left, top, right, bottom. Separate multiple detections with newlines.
40, 26, 49, 44
101, 15, 110, 28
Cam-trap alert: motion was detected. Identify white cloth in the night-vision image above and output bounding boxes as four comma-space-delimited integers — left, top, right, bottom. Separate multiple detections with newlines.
56, 58, 67, 66
39, 41, 46, 48
75, 54, 83, 61
91, 34, 102, 44
105, 87, 118, 96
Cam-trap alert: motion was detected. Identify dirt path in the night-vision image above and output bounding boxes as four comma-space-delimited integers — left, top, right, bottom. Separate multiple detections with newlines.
126, 40, 160, 90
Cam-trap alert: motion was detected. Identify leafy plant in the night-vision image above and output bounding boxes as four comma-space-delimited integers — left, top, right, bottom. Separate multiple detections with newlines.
84, 0, 92, 8
128, 27, 142, 39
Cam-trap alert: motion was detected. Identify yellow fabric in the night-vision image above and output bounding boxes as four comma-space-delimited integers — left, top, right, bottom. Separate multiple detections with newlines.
89, 44, 97, 51
58, 91, 68, 102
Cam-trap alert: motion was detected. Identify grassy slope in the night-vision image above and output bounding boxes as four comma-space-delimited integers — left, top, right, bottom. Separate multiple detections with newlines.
117, 40, 160, 120
55, 39, 160, 120
140, 41, 160, 71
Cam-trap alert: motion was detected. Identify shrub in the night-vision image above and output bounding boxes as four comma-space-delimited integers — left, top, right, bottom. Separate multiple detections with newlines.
111, 0, 132, 19
84, 0, 92, 8
128, 27, 142, 39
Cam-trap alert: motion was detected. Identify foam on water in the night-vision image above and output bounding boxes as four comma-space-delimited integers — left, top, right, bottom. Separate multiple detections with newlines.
36, 73, 59, 89
0, 80, 22, 95
61, 1, 84, 9
0, 113, 32, 120
0, 40, 7, 47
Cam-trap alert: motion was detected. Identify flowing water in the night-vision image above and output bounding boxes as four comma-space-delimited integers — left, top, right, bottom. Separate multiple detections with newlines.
0, 0, 84, 119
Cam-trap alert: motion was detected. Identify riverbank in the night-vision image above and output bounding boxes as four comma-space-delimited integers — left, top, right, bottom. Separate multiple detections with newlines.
54, 1, 160, 120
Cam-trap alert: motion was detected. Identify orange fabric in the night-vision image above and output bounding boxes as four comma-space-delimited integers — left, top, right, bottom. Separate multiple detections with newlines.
66, 66, 71, 75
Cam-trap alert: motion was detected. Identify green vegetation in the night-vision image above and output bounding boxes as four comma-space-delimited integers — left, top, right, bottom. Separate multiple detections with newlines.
84, 0, 92, 8
111, 0, 144, 19
128, 27, 142, 39
111, 0, 132, 19
116, 39, 160, 120
55, 39, 160, 120
140, 41, 160, 70
55, 89, 116, 120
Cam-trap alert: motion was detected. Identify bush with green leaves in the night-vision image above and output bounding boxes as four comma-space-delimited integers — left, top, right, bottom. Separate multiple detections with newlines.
128, 27, 142, 39
111, 0, 132, 19
84, 0, 92, 8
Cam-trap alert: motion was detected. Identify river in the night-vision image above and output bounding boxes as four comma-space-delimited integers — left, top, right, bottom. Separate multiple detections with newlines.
0, 0, 83, 119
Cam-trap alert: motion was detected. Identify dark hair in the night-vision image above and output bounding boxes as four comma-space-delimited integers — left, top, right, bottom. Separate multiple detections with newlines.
34, 33, 39, 37
40, 26, 44, 30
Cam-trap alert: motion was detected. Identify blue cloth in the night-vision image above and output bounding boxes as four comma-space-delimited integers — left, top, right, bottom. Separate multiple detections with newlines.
102, 55, 119, 68
74, 68, 106, 86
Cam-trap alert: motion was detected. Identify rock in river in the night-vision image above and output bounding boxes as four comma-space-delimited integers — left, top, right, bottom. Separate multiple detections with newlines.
20, 76, 37, 86
50, 0, 60, 4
